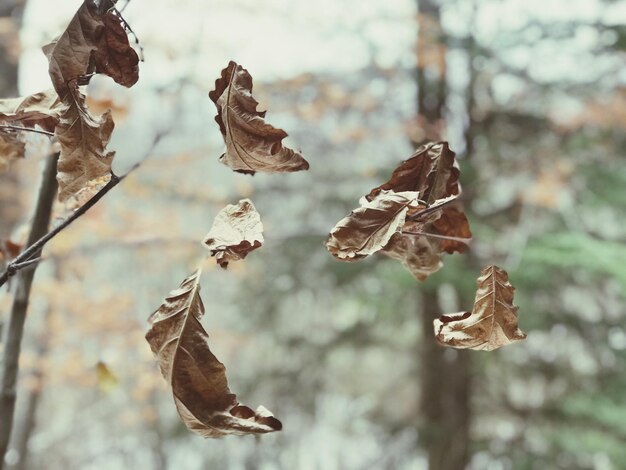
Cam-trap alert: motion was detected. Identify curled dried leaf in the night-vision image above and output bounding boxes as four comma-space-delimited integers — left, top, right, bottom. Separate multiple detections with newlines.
326, 190, 421, 261
203, 199, 264, 268
434, 265, 527, 351
145, 270, 282, 437
43, 0, 138, 99
93, 12, 140, 88
55, 84, 115, 201
0, 90, 62, 132
209, 61, 309, 175
326, 143, 471, 280
367, 142, 460, 203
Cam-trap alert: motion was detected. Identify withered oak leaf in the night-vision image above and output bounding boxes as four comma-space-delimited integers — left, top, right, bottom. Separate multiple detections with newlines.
367, 142, 460, 204
434, 265, 527, 351
55, 84, 115, 201
203, 199, 264, 268
145, 270, 282, 437
0, 90, 63, 133
209, 61, 309, 175
43, 0, 139, 100
326, 190, 422, 261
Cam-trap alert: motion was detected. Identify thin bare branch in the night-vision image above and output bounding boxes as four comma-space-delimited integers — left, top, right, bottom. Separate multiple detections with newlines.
0, 125, 55, 138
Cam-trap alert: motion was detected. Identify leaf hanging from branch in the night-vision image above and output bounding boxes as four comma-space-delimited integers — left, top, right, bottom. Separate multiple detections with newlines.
55, 84, 115, 201
145, 270, 282, 437
434, 265, 527, 351
203, 199, 264, 268
43, 0, 139, 99
209, 61, 309, 175
326, 190, 422, 261
0, 90, 62, 132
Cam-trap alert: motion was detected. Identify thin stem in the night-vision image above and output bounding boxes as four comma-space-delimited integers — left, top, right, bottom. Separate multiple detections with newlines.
0, 153, 58, 468
402, 230, 472, 245
0, 125, 54, 138
0, 130, 165, 289
10, 258, 43, 272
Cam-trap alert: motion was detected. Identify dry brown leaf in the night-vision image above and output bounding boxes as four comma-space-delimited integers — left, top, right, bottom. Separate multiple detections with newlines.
326, 190, 422, 261
93, 12, 140, 88
203, 199, 264, 268
43, 0, 138, 99
145, 270, 282, 437
0, 133, 25, 173
434, 265, 527, 351
0, 90, 62, 132
326, 143, 471, 280
328, 142, 471, 280
209, 61, 309, 175
55, 84, 115, 201
367, 142, 460, 204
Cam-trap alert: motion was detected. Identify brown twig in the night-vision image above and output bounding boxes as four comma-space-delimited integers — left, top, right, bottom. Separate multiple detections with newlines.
0, 130, 165, 289
0, 125, 55, 138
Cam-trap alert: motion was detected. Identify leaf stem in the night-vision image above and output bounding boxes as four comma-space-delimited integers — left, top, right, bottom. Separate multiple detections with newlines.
0, 125, 55, 138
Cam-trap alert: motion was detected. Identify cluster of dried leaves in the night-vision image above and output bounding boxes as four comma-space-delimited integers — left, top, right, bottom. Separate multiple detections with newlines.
1, 0, 527, 443
146, 60, 313, 437
0, 0, 138, 200
325, 142, 526, 350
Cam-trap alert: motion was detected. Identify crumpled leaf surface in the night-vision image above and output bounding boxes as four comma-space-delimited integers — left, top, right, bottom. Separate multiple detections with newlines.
367, 141, 460, 204
326, 190, 422, 260
145, 270, 282, 437
0, 133, 25, 173
203, 199, 264, 268
434, 265, 527, 351
209, 61, 309, 175
0, 90, 62, 132
55, 84, 115, 201
43, 0, 138, 99
326, 142, 471, 280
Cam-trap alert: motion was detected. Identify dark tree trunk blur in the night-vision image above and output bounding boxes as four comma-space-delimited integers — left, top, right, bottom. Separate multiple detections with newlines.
415, 1, 472, 469
0, 0, 26, 242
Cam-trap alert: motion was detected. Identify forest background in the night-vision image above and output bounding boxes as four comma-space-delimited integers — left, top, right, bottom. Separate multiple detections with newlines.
0, 0, 625, 469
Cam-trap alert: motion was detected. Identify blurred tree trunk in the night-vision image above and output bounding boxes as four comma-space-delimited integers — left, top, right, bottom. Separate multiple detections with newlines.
415, 1, 472, 469
6, 306, 50, 470
0, 0, 25, 238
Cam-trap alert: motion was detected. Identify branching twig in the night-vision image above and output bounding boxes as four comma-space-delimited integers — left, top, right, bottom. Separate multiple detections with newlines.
0, 130, 166, 289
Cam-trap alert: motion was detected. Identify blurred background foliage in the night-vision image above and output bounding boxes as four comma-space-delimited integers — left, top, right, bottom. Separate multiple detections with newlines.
0, 0, 625, 469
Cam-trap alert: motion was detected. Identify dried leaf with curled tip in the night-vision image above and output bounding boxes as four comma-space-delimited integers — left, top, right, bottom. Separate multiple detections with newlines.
43, 0, 138, 99
326, 190, 422, 261
55, 84, 115, 201
209, 61, 309, 175
203, 199, 264, 268
434, 265, 527, 351
93, 12, 140, 88
0, 133, 25, 173
0, 90, 62, 132
367, 142, 460, 203
380, 195, 467, 280
145, 270, 282, 437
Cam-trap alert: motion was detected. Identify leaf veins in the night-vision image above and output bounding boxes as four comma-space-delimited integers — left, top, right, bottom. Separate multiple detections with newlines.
434, 265, 527, 351
209, 61, 309, 175
145, 270, 282, 437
